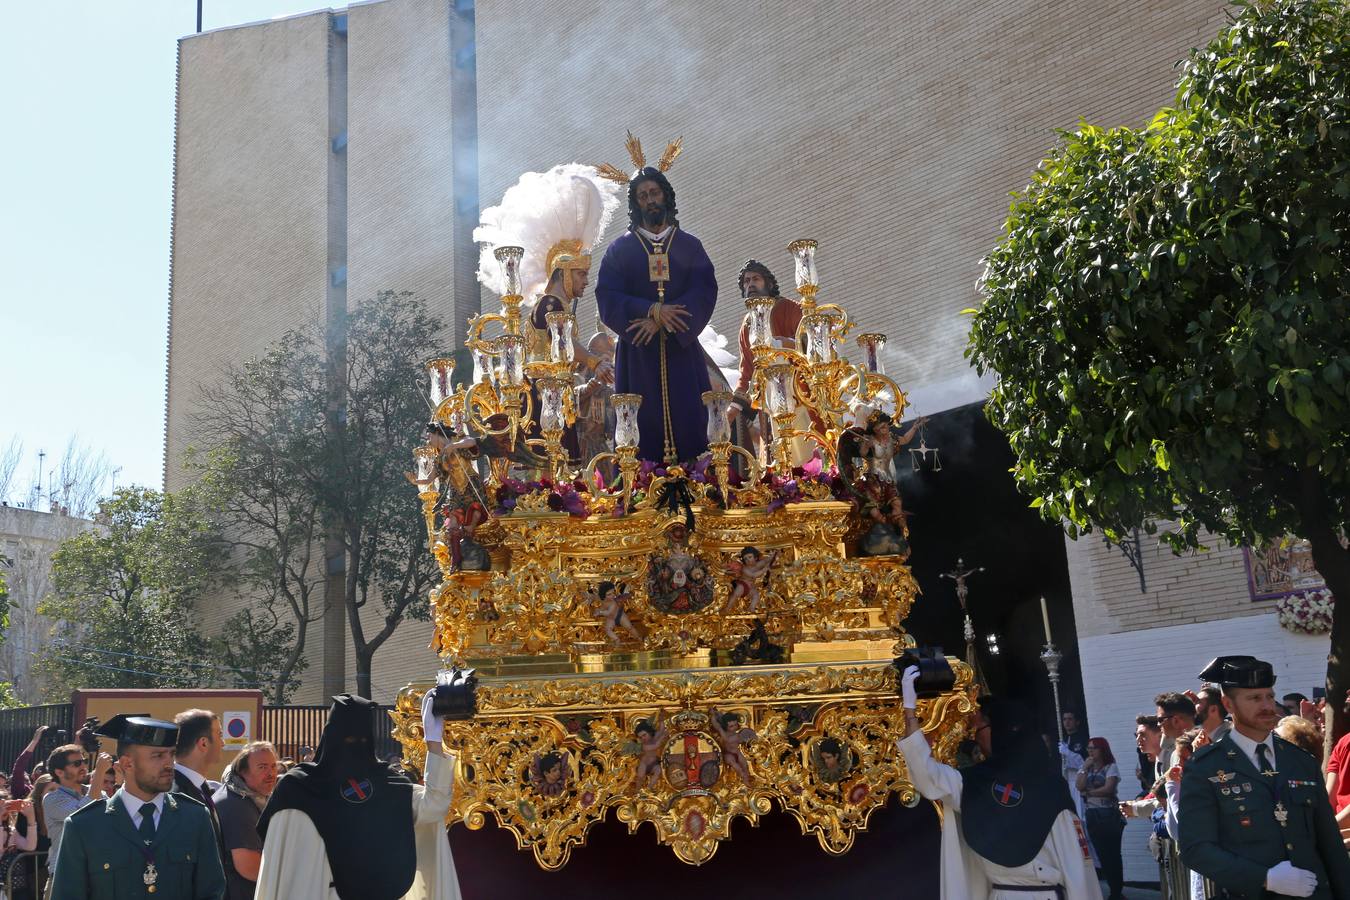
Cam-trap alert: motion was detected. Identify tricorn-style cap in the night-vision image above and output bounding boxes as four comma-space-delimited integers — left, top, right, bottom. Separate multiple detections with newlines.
1197, 655, 1276, 689
94, 714, 178, 748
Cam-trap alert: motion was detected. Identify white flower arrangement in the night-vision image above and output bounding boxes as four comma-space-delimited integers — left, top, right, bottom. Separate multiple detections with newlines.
1276, 588, 1335, 635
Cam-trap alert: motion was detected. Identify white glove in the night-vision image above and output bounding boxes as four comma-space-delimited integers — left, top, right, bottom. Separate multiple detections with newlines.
421, 689, 443, 744
1266, 861, 1317, 897
901, 665, 920, 710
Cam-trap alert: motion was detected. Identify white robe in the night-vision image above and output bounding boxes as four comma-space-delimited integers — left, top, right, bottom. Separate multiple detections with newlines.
899, 731, 1103, 900
254, 750, 460, 900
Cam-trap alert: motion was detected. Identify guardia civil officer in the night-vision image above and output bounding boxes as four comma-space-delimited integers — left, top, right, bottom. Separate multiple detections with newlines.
49, 714, 226, 900
1179, 656, 1350, 899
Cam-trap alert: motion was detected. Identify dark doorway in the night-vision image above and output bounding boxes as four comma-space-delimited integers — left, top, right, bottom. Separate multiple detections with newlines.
897, 402, 1087, 738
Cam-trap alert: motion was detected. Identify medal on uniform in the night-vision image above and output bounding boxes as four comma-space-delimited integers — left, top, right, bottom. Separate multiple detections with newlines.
143, 861, 158, 892
1275, 801, 1289, 826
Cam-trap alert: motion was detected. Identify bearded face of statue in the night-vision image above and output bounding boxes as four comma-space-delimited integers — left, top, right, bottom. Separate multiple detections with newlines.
741, 270, 767, 298
634, 178, 668, 229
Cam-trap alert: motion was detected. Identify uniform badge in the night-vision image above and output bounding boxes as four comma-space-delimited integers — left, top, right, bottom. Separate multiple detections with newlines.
1210, 770, 1236, 784
1275, 802, 1289, 826
1239, 816, 1252, 827
1221, 787, 1231, 796
1243, 783, 1253, 793
341, 777, 374, 803
1230, 784, 1242, 795
991, 781, 1023, 807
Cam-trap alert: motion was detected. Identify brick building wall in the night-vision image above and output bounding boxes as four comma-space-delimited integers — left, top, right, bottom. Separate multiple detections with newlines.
166, 0, 1245, 702
474, 0, 1231, 416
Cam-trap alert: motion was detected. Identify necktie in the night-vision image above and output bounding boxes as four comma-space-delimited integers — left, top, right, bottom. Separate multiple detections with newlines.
199, 784, 216, 815
138, 803, 157, 842
1257, 742, 1275, 774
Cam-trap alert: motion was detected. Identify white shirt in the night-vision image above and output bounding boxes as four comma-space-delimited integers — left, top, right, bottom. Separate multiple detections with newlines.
1228, 727, 1278, 773
636, 224, 673, 243
122, 790, 166, 832
174, 762, 220, 797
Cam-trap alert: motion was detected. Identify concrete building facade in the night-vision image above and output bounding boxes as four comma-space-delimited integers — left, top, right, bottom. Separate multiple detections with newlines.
0, 505, 96, 703
165, 6, 1316, 841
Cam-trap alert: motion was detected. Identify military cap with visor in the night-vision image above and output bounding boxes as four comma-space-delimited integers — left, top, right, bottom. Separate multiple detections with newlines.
94, 713, 178, 748
1197, 655, 1276, 689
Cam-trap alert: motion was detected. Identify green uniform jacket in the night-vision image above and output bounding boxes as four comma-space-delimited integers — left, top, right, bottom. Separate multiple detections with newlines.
1179, 733, 1350, 899
49, 788, 226, 900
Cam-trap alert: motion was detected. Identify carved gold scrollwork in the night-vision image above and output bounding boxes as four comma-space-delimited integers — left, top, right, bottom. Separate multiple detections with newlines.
393, 660, 975, 868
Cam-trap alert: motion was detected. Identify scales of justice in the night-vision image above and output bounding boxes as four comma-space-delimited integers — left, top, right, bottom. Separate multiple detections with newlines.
390, 142, 976, 871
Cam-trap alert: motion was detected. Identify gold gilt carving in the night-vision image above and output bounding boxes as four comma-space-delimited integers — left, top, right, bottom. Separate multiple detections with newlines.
428, 501, 917, 664
393, 660, 975, 868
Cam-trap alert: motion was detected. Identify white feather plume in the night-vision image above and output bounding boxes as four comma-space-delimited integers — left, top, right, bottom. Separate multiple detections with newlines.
475, 164, 621, 299
698, 323, 740, 390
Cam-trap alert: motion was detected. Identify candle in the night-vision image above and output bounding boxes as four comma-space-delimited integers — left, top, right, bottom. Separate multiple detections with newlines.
1040, 596, 1052, 644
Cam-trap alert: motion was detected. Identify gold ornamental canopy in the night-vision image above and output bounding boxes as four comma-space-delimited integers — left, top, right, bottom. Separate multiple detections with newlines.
396, 230, 974, 867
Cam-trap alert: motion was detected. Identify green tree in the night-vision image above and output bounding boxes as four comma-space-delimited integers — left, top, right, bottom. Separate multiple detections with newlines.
196, 291, 444, 700
35, 487, 228, 697
968, 0, 1350, 743
0, 568, 19, 709
191, 329, 329, 705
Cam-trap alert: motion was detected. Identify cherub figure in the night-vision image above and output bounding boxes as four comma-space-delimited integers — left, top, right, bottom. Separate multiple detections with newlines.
726, 546, 780, 612
528, 750, 569, 798
590, 580, 640, 644
631, 712, 669, 792
709, 708, 756, 785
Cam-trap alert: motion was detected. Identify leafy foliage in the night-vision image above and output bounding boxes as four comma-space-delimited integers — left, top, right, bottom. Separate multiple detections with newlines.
35, 487, 225, 697
969, 0, 1349, 550
0, 569, 17, 708
194, 291, 445, 699
192, 326, 329, 705
967, 0, 1350, 745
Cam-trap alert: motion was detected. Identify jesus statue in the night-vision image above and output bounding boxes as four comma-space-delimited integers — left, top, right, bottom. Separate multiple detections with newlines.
595, 165, 717, 464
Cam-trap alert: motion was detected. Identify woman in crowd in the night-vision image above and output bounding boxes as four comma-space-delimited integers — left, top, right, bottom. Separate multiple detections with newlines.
1076, 737, 1125, 900
0, 795, 38, 900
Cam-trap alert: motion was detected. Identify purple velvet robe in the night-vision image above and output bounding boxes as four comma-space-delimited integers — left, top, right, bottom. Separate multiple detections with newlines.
595, 228, 717, 463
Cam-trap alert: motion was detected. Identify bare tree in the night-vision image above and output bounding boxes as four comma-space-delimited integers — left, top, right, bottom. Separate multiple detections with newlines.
0, 437, 113, 517
48, 438, 115, 518
0, 438, 21, 502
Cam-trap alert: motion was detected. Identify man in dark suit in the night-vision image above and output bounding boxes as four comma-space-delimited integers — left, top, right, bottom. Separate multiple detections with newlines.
1179, 655, 1350, 899
49, 714, 225, 899
173, 709, 226, 867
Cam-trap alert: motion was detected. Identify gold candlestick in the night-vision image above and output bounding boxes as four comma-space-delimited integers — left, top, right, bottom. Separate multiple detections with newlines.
708, 440, 733, 507
616, 444, 639, 514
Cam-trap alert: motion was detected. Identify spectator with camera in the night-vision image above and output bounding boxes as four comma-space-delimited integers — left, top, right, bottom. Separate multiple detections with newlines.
41, 741, 110, 877
7, 726, 48, 800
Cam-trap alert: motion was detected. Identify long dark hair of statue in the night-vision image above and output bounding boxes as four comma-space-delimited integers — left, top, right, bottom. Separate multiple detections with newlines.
628, 168, 679, 231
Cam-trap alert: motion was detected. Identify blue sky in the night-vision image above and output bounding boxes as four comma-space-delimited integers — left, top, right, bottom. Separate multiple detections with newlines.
0, 1, 328, 502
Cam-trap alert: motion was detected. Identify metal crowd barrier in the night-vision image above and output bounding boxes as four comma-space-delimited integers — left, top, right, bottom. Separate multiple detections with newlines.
3, 849, 46, 899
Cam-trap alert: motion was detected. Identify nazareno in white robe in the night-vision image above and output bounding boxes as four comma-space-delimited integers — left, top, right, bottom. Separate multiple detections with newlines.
899, 730, 1103, 900
254, 750, 461, 900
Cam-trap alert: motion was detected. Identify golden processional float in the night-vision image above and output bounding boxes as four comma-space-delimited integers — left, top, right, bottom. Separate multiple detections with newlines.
391, 233, 976, 869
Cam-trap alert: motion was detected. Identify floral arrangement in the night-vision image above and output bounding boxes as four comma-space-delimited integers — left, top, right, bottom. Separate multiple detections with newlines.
494, 477, 589, 517
495, 454, 853, 519
1276, 588, 1335, 635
